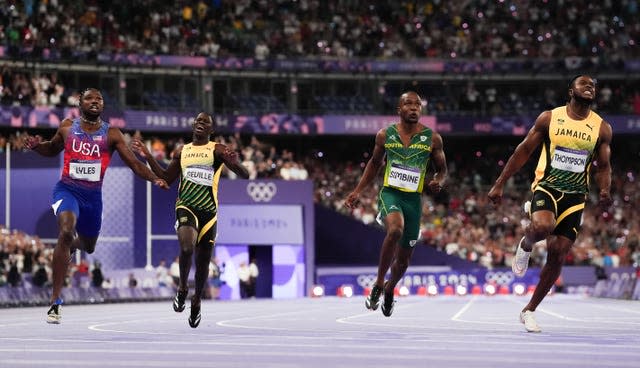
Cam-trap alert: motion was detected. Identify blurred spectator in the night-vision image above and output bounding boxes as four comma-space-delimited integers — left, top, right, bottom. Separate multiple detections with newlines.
155, 259, 172, 287
91, 261, 104, 288
128, 273, 138, 288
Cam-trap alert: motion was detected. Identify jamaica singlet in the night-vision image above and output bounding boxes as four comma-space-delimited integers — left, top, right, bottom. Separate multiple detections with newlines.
176, 142, 224, 212
382, 124, 433, 193
60, 118, 111, 190
532, 106, 602, 194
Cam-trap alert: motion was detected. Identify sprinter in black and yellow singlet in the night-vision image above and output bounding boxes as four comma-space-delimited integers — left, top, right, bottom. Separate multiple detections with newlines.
132, 112, 249, 328
345, 91, 448, 317
488, 75, 613, 332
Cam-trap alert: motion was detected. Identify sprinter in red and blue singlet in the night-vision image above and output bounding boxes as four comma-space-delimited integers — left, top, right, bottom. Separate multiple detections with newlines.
53, 116, 112, 238
23, 88, 169, 324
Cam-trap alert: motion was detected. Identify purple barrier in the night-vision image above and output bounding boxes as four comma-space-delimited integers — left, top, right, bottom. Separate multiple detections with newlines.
2, 105, 638, 135
317, 266, 540, 297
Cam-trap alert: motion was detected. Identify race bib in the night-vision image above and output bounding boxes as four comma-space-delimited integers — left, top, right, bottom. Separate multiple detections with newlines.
388, 163, 421, 191
69, 161, 101, 182
551, 146, 588, 173
184, 166, 214, 186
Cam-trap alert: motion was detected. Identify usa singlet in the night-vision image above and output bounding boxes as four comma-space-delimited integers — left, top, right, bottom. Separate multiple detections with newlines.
382, 124, 433, 193
532, 106, 602, 194
52, 118, 111, 237
176, 142, 224, 212
60, 118, 112, 190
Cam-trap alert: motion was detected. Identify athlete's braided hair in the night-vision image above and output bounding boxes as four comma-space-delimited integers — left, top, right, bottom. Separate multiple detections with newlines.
79, 88, 101, 102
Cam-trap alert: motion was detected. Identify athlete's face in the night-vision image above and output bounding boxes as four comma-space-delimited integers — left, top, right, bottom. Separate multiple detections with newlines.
397, 93, 422, 124
192, 113, 213, 137
569, 76, 596, 104
80, 89, 104, 118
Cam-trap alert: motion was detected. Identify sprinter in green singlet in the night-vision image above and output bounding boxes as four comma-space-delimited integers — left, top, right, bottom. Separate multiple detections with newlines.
488, 75, 613, 332
345, 91, 448, 317
132, 112, 249, 328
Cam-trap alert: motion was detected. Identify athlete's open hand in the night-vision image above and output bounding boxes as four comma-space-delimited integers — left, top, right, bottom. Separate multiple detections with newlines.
220, 147, 239, 163
22, 134, 42, 150
427, 179, 443, 193
344, 191, 360, 209
153, 178, 169, 190
487, 184, 503, 206
598, 190, 612, 210
131, 139, 151, 159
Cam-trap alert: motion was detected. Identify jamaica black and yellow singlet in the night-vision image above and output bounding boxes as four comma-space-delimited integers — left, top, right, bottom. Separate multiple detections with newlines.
532, 106, 602, 194
176, 142, 224, 212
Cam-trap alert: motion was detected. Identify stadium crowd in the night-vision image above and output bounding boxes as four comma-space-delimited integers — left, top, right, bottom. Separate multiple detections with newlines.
1, 63, 639, 117
1, 1, 638, 61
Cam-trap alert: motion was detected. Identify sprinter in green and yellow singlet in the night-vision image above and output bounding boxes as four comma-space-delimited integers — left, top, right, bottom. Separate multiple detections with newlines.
345, 91, 448, 317
489, 75, 613, 333
132, 112, 249, 328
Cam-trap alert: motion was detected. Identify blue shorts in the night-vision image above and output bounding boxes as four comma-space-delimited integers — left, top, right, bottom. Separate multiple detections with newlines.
52, 181, 103, 238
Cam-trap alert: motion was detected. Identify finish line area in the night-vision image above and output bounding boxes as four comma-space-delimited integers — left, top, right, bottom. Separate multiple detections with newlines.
1, 294, 638, 368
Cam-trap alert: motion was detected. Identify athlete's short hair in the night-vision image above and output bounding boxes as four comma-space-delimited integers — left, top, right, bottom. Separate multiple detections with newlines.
568, 74, 596, 88
79, 88, 101, 101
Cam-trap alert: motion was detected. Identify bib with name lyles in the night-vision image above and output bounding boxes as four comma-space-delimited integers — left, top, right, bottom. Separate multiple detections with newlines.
61, 118, 111, 190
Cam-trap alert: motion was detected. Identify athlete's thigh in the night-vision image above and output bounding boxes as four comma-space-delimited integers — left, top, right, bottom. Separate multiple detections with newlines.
399, 193, 421, 247
552, 192, 585, 242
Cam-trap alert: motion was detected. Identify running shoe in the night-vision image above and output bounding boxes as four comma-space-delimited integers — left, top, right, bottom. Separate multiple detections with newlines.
381, 288, 396, 317
519, 310, 541, 332
189, 303, 201, 328
173, 289, 188, 312
46, 303, 62, 324
512, 237, 531, 277
365, 284, 382, 311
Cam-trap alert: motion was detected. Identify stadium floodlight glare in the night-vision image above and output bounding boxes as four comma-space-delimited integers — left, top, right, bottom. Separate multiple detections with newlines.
427, 284, 439, 296
483, 283, 497, 296
456, 285, 468, 296
398, 285, 410, 297
513, 283, 526, 296
310, 285, 325, 298
338, 284, 354, 298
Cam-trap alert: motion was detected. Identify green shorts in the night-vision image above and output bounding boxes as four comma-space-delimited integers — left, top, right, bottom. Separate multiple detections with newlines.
530, 186, 586, 242
377, 186, 422, 248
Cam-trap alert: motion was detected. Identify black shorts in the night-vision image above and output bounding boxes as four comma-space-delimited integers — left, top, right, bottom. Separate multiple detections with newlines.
175, 206, 218, 246
529, 186, 586, 242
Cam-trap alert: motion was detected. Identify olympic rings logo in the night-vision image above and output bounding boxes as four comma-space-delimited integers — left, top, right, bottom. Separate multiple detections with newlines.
356, 274, 377, 288
485, 271, 515, 285
247, 182, 277, 202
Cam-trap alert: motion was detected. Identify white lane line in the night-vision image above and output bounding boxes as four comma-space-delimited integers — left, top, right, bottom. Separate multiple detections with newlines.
451, 295, 478, 321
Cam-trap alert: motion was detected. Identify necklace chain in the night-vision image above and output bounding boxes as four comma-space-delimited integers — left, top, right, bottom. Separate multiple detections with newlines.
81, 117, 100, 125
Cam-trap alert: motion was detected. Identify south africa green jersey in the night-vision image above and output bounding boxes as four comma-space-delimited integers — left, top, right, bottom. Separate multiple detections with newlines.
382, 124, 433, 193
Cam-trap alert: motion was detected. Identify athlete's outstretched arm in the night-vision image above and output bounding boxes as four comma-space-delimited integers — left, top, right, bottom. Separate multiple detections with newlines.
593, 120, 613, 208
488, 111, 550, 205
131, 138, 181, 185
345, 128, 386, 209
215, 144, 249, 179
427, 132, 447, 193
22, 119, 71, 156
110, 128, 169, 189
